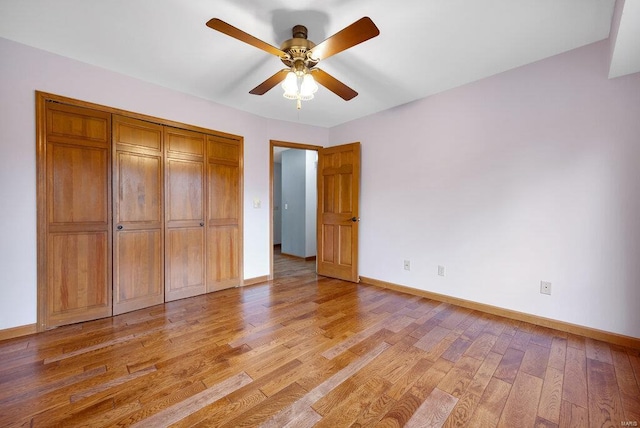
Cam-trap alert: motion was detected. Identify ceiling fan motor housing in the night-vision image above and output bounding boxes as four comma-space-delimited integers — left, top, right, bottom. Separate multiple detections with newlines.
280, 25, 318, 69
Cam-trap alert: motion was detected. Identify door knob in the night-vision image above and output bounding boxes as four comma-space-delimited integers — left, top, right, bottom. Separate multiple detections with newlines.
200, 222, 205, 227
117, 225, 123, 230
351, 217, 359, 222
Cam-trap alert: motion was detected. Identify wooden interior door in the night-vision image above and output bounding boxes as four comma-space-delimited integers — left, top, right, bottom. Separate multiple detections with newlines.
112, 116, 164, 315
42, 102, 112, 328
164, 127, 206, 301
206, 136, 242, 291
316, 142, 361, 282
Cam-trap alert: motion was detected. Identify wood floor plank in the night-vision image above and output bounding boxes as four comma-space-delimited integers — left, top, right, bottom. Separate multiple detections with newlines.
442, 390, 480, 428
437, 355, 483, 398
537, 366, 564, 424
441, 337, 472, 363
463, 332, 498, 361
611, 349, 640, 422
409, 358, 454, 401
548, 337, 568, 371
386, 357, 433, 400
559, 400, 588, 428
281, 406, 323, 428
405, 387, 458, 428
497, 371, 544, 428
349, 392, 397, 427
218, 381, 308, 427
376, 392, 423, 427
493, 347, 525, 384
414, 325, 452, 352
439, 307, 473, 330
586, 358, 625, 426
520, 342, 551, 379
468, 377, 512, 428
491, 333, 513, 355
509, 330, 532, 352
467, 351, 503, 397
562, 346, 588, 408
314, 377, 390, 427
129, 371, 253, 427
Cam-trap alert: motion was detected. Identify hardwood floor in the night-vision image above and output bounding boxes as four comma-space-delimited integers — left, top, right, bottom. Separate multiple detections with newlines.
1, 254, 639, 427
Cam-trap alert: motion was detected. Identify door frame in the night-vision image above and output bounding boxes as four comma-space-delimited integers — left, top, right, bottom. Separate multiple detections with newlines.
269, 140, 322, 280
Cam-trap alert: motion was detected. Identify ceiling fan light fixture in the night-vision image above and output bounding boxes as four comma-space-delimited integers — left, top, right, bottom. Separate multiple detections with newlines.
299, 73, 318, 100
282, 71, 299, 99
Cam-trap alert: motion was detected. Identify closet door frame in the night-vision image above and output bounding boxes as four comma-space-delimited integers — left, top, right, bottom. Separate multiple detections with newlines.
36, 91, 244, 332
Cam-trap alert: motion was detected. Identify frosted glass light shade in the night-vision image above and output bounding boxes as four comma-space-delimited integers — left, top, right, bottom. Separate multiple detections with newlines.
282, 71, 299, 99
299, 73, 318, 100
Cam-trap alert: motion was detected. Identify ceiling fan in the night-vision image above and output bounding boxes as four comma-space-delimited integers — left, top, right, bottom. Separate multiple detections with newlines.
206, 17, 380, 108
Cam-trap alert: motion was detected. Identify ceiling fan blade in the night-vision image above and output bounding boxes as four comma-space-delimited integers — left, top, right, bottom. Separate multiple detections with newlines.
309, 17, 380, 62
206, 18, 286, 58
249, 69, 289, 95
312, 69, 358, 101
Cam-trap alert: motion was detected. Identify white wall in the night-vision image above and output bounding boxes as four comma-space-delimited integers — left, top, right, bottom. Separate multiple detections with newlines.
0, 37, 328, 330
330, 40, 640, 338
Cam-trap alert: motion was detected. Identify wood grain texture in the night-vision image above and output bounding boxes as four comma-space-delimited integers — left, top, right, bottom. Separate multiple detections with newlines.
563, 346, 588, 408
405, 387, 458, 428
497, 371, 544, 428
317, 142, 360, 282
1, 253, 638, 427
43, 102, 113, 329
586, 357, 624, 427
112, 116, 164, 315
538, 366, 564, 424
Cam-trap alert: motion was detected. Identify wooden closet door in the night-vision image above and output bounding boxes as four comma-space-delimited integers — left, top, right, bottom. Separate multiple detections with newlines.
164, 127, 206, 301
206, 136, 242, 291
42, 102, 112, 328
112, 116, 164, 315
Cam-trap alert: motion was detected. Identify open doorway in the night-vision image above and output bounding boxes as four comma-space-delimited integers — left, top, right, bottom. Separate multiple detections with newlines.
270, 140, 322, 279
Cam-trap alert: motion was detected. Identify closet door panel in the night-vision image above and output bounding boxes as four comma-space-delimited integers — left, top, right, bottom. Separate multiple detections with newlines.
166, 227, 205, 300
114, 229, 163, 314
165, 128, 206, 301
207, 226, 240, 291
206, 136, 242, 291
116, 153, 162, 223
42, 102, 112, 329
112, 115, 164, 315
166, 159, 204, 225
47, 232, 110, 325
48, 144, 109, 225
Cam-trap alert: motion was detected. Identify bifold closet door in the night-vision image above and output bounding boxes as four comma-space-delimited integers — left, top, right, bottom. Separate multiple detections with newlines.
164, 127, 207, 301
42, 102, 112, 328
206, 136, 242, 291
112, 116, 164, 315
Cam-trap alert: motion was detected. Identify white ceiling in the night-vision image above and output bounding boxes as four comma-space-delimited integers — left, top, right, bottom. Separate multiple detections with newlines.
1, 0, 637, 128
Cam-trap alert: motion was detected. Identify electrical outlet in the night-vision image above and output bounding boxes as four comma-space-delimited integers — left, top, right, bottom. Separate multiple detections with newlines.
438, 265, 445, 277
403, 260, 410, 271
540, 281, 551, 295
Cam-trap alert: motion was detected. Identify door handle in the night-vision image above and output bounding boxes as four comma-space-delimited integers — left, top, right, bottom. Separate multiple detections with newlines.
116, 225, 123, 230
200, 222, 205, 227
351, 217, 359, 222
